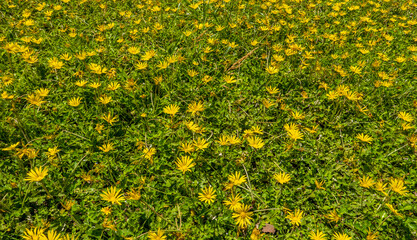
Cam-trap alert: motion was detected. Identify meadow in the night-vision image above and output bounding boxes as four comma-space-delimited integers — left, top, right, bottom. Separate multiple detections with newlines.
0, 0, 417, 239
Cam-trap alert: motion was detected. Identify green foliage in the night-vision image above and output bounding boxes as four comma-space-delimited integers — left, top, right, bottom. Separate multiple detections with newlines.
0, 0, 417, 239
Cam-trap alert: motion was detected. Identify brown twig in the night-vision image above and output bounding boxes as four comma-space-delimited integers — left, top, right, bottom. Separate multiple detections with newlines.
192, 30, 207, 48
226, 47, 258, 72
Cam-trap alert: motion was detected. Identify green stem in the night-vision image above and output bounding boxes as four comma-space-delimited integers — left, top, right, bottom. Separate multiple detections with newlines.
33, 107, 39, 125
183, 173, 188, 196
41, 182, 52, 198
8, 52, 13, 74
21, 183, 32, 208
276, 185, 283, 206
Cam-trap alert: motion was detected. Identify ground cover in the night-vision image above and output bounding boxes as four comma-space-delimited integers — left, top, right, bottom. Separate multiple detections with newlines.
1, 0, 417, 239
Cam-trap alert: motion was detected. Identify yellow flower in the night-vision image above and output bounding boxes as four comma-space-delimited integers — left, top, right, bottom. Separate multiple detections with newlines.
389, 178, 408, 196
153, 76, 163, 85
309, 230, 327, 240
68, 97, 82, 107
336, 85, 350, 95
201, 75, 213, 84
187, 69, 198, 77
100, 186, 125, 205
356, 133, 373, 143
366, 230, 379, 240
402, 123, 415, 130
266, 86, 279, 94
375, 181, 388, 196
35, 88, 50, 97
232, 204, 254, 228
349, 65, 362, 74
266, 65, 279, 74
75, 51, 87, 60
22, 227, 46, 240
166, 55, 179, 64
175, 156, 195, 174
286, 209, 303, 226
198, 186, 217, 204
127, 46, 140, 55
395, 56, 406, 63
325, 209, 340, 223
26, 94, 45, 107
89, 63, 107, 74
291, 110, 305, 120
163, 104, 180, 116
143, 147, 156, 160
251, 40, 259, 46
189, 2, 202, 9
156, 60, 170, 69
60, 53, 72, 61
16, 148, 39, 159
333, 232, 352, 240
141, 50, 156, 61
314, 179, 325, 190
48, 57, 64, 70
2, 142, 20, 151
243, 129, 254, 138
250, 125, 263, 134
126, 188, 141, 200
250, 228, 264, 240
223, 193, 243, 211
185, 121, 202, 132
193, 137, 210, 150
75, 80, 88, 87
98, 95, 112, 105
359, 176, 375, 188
3, 42, 21, 54
385, 203, 403, 218
102, 218, 117, 231
99, 143, 114, 153
273, 172, 291, 184
284, 123, 304, 141
223, 75, 237, 83
87, 51, 97, 57
227, 135, 241, 145
228, 172, 247, 186
187, 101, 205, 115
327, 90, 339, 100
101, 207, 112, 215
262, 99, 275, 108
107, 82, 121, 91
148, 229, 166, 240
81, 172, 92, 182
179, 142, 194, 153
247, 136, 265, 149
319, 82, 329, 90
183, 30, 193, 37
24, 166, 48, 182
398, 111, 414, 122
101, 112, 118, 125
41, 230, 61, 240
135, 61, 148, 70
61, 200, 76, 211
216, 135, 229, 146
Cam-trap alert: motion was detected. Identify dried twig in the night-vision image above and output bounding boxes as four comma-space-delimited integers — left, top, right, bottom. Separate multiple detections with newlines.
226, 47, 258, 72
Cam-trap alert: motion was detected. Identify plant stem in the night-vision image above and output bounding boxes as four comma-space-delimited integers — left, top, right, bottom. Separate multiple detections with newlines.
41, 182, 52, 198
21, 183, 32, 208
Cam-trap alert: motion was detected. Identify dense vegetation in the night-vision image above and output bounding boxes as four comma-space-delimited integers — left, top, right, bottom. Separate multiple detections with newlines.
1, 0, 417, 239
